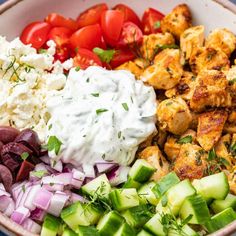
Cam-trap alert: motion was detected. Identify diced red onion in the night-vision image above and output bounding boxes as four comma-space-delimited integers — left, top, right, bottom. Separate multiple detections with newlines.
40, 155, 50, 164
51, 160, 63, 172
11, 206, 30, 225
0, 183, 5, 191
107, 166, 130, 186
30, 208, 46, 222
0, 189, 10, 197
0, 195, 11, 212
95, 162, 118, 174
70, 193, 88, 204
11, 181, 32, 200
71, 178, 83, 189
16, 186, 32, 209
22, 218, 41, 234
84, 177, 94, 184
33, 188, 53, 210
43, 183, 64, 192
63, 164, 74, 173
82, 164, 95, 178
24, 184, 41, 210
4, 199, 15, 216
41, 173, 72, 186
72, 169, 85, 181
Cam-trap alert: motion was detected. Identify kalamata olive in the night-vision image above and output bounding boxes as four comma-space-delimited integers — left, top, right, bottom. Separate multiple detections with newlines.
16, 160, 34, 182
1, 153, 21, 173
14, 129, 41, 156
0, 141, 3, 153
0, 126, 20, 144
0, 164, 13, 192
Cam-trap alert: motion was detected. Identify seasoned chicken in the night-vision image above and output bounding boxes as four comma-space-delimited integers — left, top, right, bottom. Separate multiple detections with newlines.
189, 47, 230, 74
228, 167, 236, 194
140, 32, 175, 61
226, 66, 236, 98
173, 143, 207, 180
157, 97, 192, 135
190, 70, 232, 112
224, 110, 236, 133
139, 146, 169, 181
180, 25, 205, 61
205, 28, 236, 57
161, 4, 192, 40
197, 110, 228, 151
142, 49, 183, 90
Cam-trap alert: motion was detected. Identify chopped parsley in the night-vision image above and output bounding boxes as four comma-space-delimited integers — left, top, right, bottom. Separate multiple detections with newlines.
96, 109, 108, 115
91, 93, 99, 97
38, 49, 47, 54
93, 47, 116, 64
118, 131, 122, 139
47, 136, 63, 155
122, 103, 129, 111
31, 170, 47, 178
48, 124, 52, 130
21, 152, 29, 161
21, 185, 26, 193
207, 148, 216, 161
75, 66, 80, 71
229, 78, 236, 85
153, 21, 161, 29
177, 135, 192, 144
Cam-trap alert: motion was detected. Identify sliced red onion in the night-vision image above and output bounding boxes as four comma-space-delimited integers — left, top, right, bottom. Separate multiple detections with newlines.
51, 160, 63, 172
30, 208, 46, 222
70, 193, 88, 204
95, 162, 118, 174
84, 177, 94, 184
0, 183, 5, 191
41, 173, 72, 186
4, 198, 15, 216
33, 188, 53, 210
16, 186, 32, 209
24, 184, 41, 210
47, 191, 69, 217
72, 169, 85, 181
11, 206, 30, 225
107, 166, 130, 186
71, 178, 83, 189
12, 181, 31, 200
0, 188, 10, 197
82, 164, 95, 178
35, 162, 57, 174
40, 155, 50, 164
0, 195, 11, 212
63, 164, 74, 173
43, 183, 64, 192
22, 218, 41, 234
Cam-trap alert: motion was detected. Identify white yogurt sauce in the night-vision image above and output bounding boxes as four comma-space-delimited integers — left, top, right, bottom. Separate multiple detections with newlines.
46, 66, 157, 166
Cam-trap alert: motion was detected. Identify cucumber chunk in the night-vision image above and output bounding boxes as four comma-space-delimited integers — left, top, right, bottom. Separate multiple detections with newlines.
179, 195, 210, 224
192, 172, 229, 201
62, 227, 77, 236
122, 205, 154, 229
77, 226, 100, 236
109, 188, 140, 211
204, 207, 236, 233
123, 177, 142, 189
81, 174, 111, 198
168, 223, 199, 236
41, 214, 61, 236
144, 213, 165, 236
97, 211, 124, 236
137, 230, 153, 236
129, 159, 156, 183
115, 223, 136, 236
211, 193, 236, 213
138, 181, 159, 205
152, 172, 180, 199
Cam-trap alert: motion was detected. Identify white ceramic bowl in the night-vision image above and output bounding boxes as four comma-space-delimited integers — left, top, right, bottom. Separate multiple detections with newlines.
1, 0, 236, 235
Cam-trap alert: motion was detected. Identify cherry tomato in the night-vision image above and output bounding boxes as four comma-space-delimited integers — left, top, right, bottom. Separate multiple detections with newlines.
16, 160, 34, 182
142, 8, 165, 34
110, 49, 135, 68
45, 13, 78, 31
20, 21, 51, 49
73, 48, 102, 69
54, 46, 70, 62
48, 27, 73, 47
70, 24, 105, 51
118, 22, 143, 48
113, 4, 142, 28
101, 10, 124, 47
77, 3, 108, 28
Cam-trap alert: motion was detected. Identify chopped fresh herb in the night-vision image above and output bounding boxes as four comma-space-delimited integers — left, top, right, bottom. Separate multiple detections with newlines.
161, 195, 168, 207
91, 93, 99, 97
22, 185, 26, 193
177, 135, 192, 144
75, 47, 79, 53
49, 182, 55, 186
75, 66, 80, 71
102, 154, 106, 159
219, 157, 230, 167
24, 66, 31, 73
52, 160, 57, 167
118, 131, 122, 139
93, 47, 116, 63
181, 214, 193, 226
38, 49, 47, 54
86, 78, 90, 83
48, 124, 52, 130
130, 96, 134, 103
21, 152, 29, 160
195, 155, 202, 166
47, 136, 63, 155
207, 149, 216, 161
153, 21, 161, 29
122, 103, 129, 111
96, 108, 108, 115
31, 170, 47, 178
229, 78, 236, 85
155, 44, 179, 54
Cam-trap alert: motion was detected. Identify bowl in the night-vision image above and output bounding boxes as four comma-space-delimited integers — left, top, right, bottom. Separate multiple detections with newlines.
1, 0, 236, 235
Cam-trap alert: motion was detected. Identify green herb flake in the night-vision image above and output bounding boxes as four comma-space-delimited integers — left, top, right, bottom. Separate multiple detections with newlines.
177, 135, 192, 144
207, 148, 216, 161
161, 195, 168, 207
122, 103, 129, 111
75, 47, 79, 53
93, 47, 116, 64
165, 102, 173, 106
31, 170, 47, 178
75, 66, 80, 71
47, 136, 63, 155
229, 78, 236, 85
21, 185, 26, 193
96, 108, 108, 115
91, 93, 99, 97
48, 124, 52, 130
21, 152, 29, 161
38, 49, 47, 54
153, 21, 161, 29
118, 131, 122, 139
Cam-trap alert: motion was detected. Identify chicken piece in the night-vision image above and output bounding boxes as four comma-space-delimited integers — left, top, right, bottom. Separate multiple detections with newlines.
180, 25, 205, 61
173, 143, 207, 180
157, 97, 192, 135
140, 32, 175, 61
189, 47, 230, 74
139, 146, 169, 181
138, 131, 158, 150
161, 4, 192, 40
228, 111, 236, 124
226, 66, 236, 98
224, 110, 236, 133
190, 70, 232, 112
165, 71, 196, 101
205, 28, 236, 57
228, 167, 236, 194
142, 49, 183, 90
197, 110, 228, 151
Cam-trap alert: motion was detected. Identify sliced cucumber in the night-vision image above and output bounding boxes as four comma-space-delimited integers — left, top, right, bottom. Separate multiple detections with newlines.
179, 195, 210, 224
81, 174, 111, 198
192, 172, 229, 201
211, 193, 236, 213
115, 223, 136, 236
138, 181, 159, 205
41, 214, 61, 236
152, 172, 180, 199
204, 207, 236, 233
123, 177, 142, 189
77, 226, 100, 236
137, 230, 153, 236
122, 205, 154, 229
144, 213, 165, 236
62, 227, 77, 236
97, 211, 124, 236
129, 159, 156, 183
109, 188, 140, 211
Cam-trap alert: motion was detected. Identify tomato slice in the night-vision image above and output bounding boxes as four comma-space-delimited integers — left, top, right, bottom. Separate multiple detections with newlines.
45, 13, 78, 31
69, 24, 105, 51
16, 160, 34, 182
118, 22, 143, 48
101, 10, 124, 47
20, 21, 51, 49
113, 4, 142, 28
48, 27, 73, 47
110, 49, 135, 68
54, 46, 70, 62
142, 8, 165, 34
73, 48, 102, 69
77, 3, 108, 28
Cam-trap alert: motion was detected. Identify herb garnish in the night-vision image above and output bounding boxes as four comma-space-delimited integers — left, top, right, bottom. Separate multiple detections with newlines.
229, 78, 236, 85
21, 185, 26, 193
96, 109, 108, 115
21, 152, 29, 160
93, 47, 116, 64
122, 103, 129, 111
48, 124, 52, 130
47, 136, 63, 155
153, 21, 161, 29
118, 131, 122, 139
31, 170, 47, 178
75, 66, 80, 71
177, 135, 192, 144
38, 49, 47, 54
91, 93, 99, 97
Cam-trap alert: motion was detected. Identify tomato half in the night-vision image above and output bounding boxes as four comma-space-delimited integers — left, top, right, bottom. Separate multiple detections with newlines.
69, 24, 105, 51
20, 22, 51, 49
77, 3, 108, 28
16, 160, 34, 182
48, 27, 73, 47
54, 46, 70, 62
110, 49, 135, 68
73, 48, 102, 69
101, 10, 124, 47
45, 13, 78, 31
113, 4, 141, 28
142, 8, 165, 34
118, 22, 143, 47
